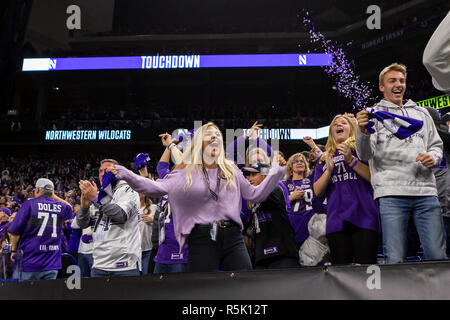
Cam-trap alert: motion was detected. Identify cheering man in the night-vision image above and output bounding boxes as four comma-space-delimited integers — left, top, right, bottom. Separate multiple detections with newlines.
73, 159, 141, 277
7, 178, 73, 281
356, 63, 446, 264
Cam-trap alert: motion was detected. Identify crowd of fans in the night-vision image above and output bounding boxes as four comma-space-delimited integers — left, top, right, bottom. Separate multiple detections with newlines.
2, 11, 450, 281
1, 71, 449, 280
0, 156, 97, 213
43, 103, 331, 132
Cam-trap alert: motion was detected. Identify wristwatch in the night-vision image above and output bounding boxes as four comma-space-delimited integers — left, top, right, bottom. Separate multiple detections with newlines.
167, 142, 176, 150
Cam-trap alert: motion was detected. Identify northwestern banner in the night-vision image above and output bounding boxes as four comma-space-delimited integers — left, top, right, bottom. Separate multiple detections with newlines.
45, 130, 131, 141
416, 95, 450, 110
43, 127, 329, 142
22, 53, 333, 71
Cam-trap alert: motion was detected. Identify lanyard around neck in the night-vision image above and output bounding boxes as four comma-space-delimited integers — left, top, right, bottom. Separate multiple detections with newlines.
201, 166, 221, 202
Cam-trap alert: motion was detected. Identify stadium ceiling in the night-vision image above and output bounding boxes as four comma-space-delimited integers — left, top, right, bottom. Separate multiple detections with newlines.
24, 0, 449, 56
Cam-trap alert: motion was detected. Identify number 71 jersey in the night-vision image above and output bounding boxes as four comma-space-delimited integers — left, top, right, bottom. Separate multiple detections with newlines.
7, 196, 73, 272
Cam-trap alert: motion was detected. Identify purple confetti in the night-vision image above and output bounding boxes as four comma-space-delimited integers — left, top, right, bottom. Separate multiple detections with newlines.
302, 13, 376, 111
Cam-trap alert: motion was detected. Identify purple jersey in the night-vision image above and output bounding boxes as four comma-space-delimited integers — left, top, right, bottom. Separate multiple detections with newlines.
313, 152, 380, 235
0, 221, 8, 240
154, 215, 188, 264
155, 165, 188, 264
8, 196, 73, 271
307, 171, 327, 214
282, 178, 315, 243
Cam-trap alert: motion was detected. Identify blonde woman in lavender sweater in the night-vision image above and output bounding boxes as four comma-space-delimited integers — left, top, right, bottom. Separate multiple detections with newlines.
114, 122, 286, 272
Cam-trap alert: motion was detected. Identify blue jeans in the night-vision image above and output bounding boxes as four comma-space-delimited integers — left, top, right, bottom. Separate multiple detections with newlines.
153, 262, 187, 274
91, 267, 140, 278
16, 270, 58, 281
78, 253, 93, 278
141, 250, 152, 275
379, 196, 447, 264
443, 217, 450, 256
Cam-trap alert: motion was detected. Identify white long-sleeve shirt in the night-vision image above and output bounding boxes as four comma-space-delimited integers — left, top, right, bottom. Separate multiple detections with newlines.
423, 11, 450, 94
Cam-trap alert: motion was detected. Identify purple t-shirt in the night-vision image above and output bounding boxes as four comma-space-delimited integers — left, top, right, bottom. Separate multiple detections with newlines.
313, 151, 380, 235
8, 196, 73, 271
154, 215, 188, 265
282, 178, 316, 243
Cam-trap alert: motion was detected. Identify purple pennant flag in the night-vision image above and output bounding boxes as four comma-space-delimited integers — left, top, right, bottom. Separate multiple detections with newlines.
95, 171, 118, 206
365, 108, 424, 140
134, 153, 150, 170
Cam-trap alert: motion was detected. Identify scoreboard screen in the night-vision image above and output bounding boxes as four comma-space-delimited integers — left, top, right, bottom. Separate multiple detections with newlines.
23, 53, 333, 71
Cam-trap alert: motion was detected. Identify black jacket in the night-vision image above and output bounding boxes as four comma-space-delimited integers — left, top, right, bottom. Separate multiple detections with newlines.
251, 186, 298, 265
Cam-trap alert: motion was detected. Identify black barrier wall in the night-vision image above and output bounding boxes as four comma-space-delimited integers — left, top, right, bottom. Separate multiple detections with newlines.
1, 261, 450, 300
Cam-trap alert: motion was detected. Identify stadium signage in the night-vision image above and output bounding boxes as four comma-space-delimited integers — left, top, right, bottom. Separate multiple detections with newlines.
45, 130, 131, 141
43, 126, 330, 142
361, 29, 404, 50
241, 126, 330, 140
22, 53, 332, 71
416, 95, 449, 110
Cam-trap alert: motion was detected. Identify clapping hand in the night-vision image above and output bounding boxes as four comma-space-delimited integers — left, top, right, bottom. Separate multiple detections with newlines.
290, 189, 305, 201
336, 143, 353, 164
79, 180, 98, 209
324, 153, 334, 173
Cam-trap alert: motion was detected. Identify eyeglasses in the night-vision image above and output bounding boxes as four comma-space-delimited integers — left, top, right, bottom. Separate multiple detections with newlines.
292, 159, 305, 164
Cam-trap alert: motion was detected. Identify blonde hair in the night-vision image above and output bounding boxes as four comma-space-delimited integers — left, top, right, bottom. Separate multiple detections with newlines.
246, 147, 271, 167
379, 63, 407, 85
144, 196, 152, 212
285, 153, 309, 180
182, 122, 236, 190
320, 115, 356, 164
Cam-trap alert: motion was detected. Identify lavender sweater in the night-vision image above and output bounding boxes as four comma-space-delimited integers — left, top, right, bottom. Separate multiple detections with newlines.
115, 163, 285, 250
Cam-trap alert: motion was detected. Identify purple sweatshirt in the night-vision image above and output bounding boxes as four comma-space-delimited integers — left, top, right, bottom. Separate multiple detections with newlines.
116, 162, 285, 250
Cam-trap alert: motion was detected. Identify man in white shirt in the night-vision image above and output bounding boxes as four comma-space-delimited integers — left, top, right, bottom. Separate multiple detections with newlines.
73, 159, 141, 277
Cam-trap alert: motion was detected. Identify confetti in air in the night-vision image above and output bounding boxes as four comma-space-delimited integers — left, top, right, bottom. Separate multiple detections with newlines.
302, 12, 375, 111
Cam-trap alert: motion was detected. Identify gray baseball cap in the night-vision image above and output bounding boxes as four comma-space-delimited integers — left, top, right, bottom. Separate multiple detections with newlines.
35, 178, 54, 191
